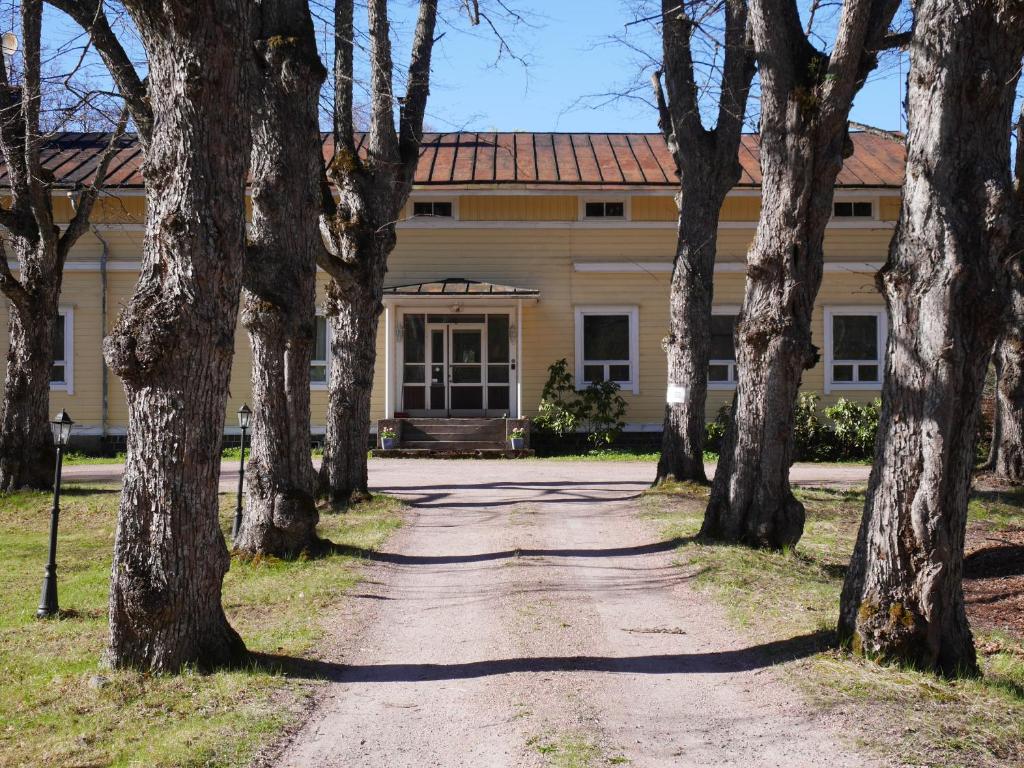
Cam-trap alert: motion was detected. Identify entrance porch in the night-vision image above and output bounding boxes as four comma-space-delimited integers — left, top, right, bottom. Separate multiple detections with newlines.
381, 277, 540, 421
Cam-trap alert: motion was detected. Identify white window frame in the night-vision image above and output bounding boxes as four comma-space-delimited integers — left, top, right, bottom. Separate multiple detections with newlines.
574, 305, 640, 395
311, 312, 330, 390
824, 306, 887, 394
831, 197, 877, 220
50, 307, 73, 394
580, 197, 628, 221
708, 305, 740, 390
410, 198, 456, 219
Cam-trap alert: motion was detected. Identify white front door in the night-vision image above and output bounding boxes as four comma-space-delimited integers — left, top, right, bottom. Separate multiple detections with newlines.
399, 311, 517, 418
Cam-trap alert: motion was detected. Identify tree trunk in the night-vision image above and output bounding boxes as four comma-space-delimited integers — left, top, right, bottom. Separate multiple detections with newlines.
839, 0, 1024, 676
319, 254, 388, 505
701, 125, 835, 550
0, 273, 57, 491
657, 198, 718, 485
702, 0, 897, 549
989, 288, 1024, 484
102, 0, 252, 672
234, 1, 326, 557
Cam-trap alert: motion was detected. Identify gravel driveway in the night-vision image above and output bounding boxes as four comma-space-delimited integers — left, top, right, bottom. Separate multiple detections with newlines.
269, 459, 873, 767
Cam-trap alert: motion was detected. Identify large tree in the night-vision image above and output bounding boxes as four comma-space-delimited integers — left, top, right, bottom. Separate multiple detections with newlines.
317, 0, 440, 505
0, 0, 125, 491
233, 0, 326, 557
985, 102, 1024, 485
651, 0, 755, 485
840, 0, 1024, 675
58, 0, 254, 671
702, 0, 901, 548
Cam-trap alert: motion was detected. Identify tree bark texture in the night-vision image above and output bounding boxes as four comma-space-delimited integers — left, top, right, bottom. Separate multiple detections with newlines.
0, 0, 124, 491
989, 279, 1024, 484
653, 0, 754, 485
102, 0, 252, 672
703, 0, 898, 548
320, 258, 387, 505
235, 1, 327, 556
318, 0, 438, 504
839, 0, 1024, 676
0, 261, 58, 491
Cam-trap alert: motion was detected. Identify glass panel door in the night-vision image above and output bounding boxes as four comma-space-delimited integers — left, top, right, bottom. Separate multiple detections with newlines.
449, 325, 485, 415
426, 325, 448, 415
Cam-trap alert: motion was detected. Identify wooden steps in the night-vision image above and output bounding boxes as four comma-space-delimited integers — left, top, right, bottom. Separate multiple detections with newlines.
372, 417, 533, 458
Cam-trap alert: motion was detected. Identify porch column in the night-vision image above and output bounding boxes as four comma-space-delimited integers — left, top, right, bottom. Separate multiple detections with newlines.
516, 300, 523, 419
384, 303, 395, 418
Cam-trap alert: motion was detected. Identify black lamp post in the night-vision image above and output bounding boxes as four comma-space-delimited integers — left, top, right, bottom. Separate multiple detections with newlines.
231, 404, 252, 541
37, 409, 73, 619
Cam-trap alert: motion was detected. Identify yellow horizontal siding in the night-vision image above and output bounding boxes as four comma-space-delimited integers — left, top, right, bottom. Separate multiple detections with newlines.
632, 196, 677, 221
879, 196, 900, 221
459, 195, 577, 221
720, 197, 761, 221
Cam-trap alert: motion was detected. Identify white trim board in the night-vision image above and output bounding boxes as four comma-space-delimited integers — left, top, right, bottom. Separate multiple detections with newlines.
573, 261, 883, 274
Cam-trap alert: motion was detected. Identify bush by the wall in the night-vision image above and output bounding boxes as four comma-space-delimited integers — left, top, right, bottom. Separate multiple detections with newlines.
534, 359, 627, 450
707, 394, 882, 463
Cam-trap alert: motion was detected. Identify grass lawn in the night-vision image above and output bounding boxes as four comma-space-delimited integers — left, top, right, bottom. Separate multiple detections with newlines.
0, 484, 403, 768
643, 481, 1024, 768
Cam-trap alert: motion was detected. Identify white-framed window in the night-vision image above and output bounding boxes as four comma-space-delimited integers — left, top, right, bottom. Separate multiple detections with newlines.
50, 308, 73, 394
583, 200, 625, 219
708, 307, 739, 389
574, 305, 640, 394
824, 307, 887, 393
833, 200, 874, 218
412, 200, 453, 218
311, 314, 329, 389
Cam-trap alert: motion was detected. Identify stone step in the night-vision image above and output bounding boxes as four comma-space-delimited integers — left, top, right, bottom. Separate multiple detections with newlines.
403, 428, 507, 441
400, 418, 506, 427
371, 447, 534, 459
401, 440, 507, 450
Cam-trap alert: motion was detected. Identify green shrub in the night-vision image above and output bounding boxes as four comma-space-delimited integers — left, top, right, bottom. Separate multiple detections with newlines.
534, 359, 627, 449
703, 394, 880, 463
824, 397, 881, 460
793, 393, 833, 461
704, 405, 731, 453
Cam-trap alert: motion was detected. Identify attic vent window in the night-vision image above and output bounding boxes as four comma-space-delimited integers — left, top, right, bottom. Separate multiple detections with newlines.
413, 201, 453, 217
833, 201, 873, 218
585, 201, 625, 219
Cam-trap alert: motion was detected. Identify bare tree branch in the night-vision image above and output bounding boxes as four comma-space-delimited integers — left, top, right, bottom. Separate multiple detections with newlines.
58, 103, 129, 260
45, 0, 152, 144
398, 0, 439, 177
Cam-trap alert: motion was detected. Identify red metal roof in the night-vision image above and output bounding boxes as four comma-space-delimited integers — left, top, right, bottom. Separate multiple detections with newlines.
2, 131, 906, 190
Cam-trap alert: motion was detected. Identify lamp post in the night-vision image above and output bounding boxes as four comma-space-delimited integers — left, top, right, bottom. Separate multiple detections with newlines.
231, 404, 252, 541
37, 409, 73, 619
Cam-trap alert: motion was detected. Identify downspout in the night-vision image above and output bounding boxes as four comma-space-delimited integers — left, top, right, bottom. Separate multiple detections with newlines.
67, 192, 110, 444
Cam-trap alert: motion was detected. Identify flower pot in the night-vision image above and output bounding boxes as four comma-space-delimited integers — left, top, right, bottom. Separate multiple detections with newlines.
381, 437, 396, 450
510, 437, 525, 450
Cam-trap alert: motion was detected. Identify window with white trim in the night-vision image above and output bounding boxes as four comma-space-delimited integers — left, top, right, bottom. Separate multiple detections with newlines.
50, 309, 72, 392
574, 306, 639, 394
584, 201, 625, 219
412, 200, 453, 217
311, 315, 328, 387
708, 310, 738, 387
833, 201, 873, 218
825, 308, 886, 392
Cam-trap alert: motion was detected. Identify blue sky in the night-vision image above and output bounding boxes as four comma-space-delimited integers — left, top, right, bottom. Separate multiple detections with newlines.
413, 0, 909, 134
41, 0, 910, 135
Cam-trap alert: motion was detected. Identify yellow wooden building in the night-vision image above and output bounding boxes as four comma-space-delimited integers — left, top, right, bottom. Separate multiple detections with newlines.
1, 131, 905, 445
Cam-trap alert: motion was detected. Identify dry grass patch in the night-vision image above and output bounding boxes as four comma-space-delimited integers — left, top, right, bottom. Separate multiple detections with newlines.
642, 482, 1024, 768
0, 484, 404, 768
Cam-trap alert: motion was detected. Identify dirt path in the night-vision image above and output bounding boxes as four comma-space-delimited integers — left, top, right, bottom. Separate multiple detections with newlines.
272, 460, 874, 768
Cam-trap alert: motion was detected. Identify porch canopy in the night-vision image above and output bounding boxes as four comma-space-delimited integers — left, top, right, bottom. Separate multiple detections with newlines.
382, 277, 539, 300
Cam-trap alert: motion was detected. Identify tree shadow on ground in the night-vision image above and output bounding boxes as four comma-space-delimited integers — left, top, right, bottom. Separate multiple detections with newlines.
965, 544, 1024, 579
319, 536, 694, 565
250, 629, 835, 684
